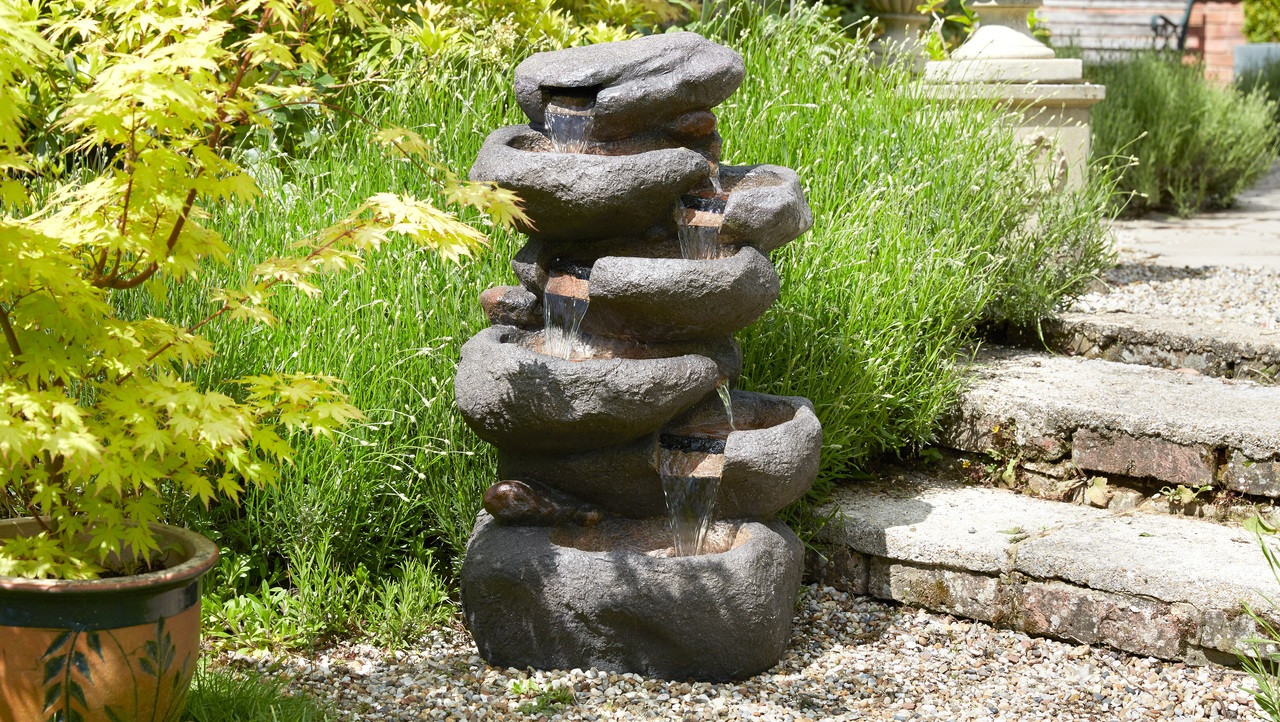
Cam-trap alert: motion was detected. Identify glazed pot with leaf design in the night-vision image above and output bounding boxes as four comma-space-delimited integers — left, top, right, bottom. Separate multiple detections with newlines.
0, 518, 218, 722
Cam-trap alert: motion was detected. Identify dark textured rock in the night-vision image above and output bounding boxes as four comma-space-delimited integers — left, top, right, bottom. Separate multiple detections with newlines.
479, 285, 540, 328
470, 299, 746, 380
690, 391, 823, 520
461, 513, 803, 681
469, 125, 710, 241
514, 32, 745, 143
499, 435, 667, 519
512, 239, 780, 342
720, 164, 814, 253
454, 326, 720, 453
483, 480, 604, 527
587, 247, 780, 341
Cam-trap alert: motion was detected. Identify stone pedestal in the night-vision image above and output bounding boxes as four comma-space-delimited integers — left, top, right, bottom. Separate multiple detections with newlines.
922, 0, 1105, 191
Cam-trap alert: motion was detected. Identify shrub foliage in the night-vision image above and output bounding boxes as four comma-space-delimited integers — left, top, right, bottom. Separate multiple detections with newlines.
1246, 0, 1280, 43
1085, 52, 1279, 217
0, 0, 525, 579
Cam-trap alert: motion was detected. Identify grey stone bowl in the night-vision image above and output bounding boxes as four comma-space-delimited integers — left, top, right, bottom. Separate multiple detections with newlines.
498, 391, 823, 520
720, 164, 815, 253
512, 240, 780, 343
675, 391, 823, 519
514, 32, 744, 143
460, 513, 802, 681
454, 326, 725, 453
468, 125, 710, 241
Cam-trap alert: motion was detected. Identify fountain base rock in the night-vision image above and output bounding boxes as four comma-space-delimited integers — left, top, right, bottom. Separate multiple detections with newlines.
460, 513, 803, 681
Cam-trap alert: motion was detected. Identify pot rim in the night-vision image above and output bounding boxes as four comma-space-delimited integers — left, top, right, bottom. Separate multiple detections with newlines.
0, 518, 219, 594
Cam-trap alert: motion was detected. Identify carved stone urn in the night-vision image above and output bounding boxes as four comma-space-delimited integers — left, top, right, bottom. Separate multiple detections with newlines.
868, 0, 930, 68
454, 33, 822, 681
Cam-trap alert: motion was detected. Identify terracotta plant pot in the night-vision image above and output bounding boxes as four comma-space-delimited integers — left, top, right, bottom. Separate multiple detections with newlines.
0, 518, 218, 722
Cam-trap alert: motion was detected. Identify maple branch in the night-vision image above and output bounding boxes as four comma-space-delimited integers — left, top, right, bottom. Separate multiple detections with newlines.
0, 306, 22, 361
116, 225, 361, 384
94, 9, 273, 292
118, 110, 138, 236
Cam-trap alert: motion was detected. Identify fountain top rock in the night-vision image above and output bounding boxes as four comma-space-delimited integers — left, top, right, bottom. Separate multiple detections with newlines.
515, 32, 745, 143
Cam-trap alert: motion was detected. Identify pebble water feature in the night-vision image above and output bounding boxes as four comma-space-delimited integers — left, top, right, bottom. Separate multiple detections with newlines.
454, 33, 820, 681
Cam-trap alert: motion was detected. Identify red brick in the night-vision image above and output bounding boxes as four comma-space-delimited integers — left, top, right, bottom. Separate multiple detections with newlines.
1070, 429, 1217, 486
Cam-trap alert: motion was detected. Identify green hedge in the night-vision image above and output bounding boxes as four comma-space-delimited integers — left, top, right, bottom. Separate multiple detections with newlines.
1246, 0, 1280, 43
1085, 52, 1279, 216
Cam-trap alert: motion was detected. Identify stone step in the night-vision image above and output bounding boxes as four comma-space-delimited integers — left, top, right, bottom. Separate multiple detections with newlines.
992, 311, 1280, 384
940, 348, 1280, 497
814, 468, 1280, 664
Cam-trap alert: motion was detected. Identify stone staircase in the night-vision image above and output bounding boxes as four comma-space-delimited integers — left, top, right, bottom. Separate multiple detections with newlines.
816, 310, 1280, 664
994, 311, 1280, 384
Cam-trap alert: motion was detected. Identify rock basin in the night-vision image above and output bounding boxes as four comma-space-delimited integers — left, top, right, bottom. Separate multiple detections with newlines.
498, 391, 822, 519
460, 513, 802, 681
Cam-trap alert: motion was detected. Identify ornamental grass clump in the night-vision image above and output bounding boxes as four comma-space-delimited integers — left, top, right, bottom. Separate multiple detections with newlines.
0, 0, 525, 580
1084, 52, 1279, 217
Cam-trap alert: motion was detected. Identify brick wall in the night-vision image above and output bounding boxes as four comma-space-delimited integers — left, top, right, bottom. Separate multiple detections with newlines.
1039, 0, 1248, 81
1183, 1, 1247, 81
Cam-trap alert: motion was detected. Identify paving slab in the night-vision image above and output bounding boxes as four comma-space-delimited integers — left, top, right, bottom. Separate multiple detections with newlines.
1034, 311, 1280, 383
1014, 509, 1274, 613
940, 348, 1280, 491
1111, 163, 1280, 270
818, 469, 1280, 662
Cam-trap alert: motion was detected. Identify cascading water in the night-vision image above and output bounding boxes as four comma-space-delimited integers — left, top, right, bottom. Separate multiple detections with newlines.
677, 195, 727, 261
545, 93, 596, 154
546, 110, 593, 153
716, 381, 735, 431
543, 293, 588, 359
543, 263, 591, 359
658, 434, 725, 556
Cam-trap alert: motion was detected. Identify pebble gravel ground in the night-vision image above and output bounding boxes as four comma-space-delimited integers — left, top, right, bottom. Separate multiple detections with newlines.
1072, 260, 1280, 331
236, 586, 1259, 721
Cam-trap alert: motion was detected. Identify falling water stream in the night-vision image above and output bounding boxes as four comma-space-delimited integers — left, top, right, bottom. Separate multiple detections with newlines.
545, 105, 594, 154
716, 381, 735, 431
676, 195, 727, 261
542, 293, 588, 359
658, 435, 725, 556
542, 263, 592, 360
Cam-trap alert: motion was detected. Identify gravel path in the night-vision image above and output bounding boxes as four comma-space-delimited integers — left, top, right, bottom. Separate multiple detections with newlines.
1071, 163, 1280, 330
1071, 261, 1280, 331
238, 586, 1259, 720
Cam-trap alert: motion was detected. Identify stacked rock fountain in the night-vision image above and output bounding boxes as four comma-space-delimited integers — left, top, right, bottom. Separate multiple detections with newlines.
455, 33, 821, 681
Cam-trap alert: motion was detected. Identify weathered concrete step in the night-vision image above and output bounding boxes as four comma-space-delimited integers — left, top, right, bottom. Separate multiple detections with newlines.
815, 469, 1279, 664
992, 311, 1280, 384
941, 348, 1280, 497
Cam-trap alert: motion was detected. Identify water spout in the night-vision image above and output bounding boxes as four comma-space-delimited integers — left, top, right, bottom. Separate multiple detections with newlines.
546, 108, 594, 153
545, 92, 596, 154
658, 435, 725, 556
543, 293, 588, 359
543, 268, 590, 359
676, 195, 727, 261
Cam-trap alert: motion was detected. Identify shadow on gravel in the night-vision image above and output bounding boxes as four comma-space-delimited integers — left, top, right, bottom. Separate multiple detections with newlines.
1103, 263, 1214, 285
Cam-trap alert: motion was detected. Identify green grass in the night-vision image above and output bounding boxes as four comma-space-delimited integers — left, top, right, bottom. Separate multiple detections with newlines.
184, 665, 332, 721
1082, 51, 1278, 217
141, 6, 1111, 649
